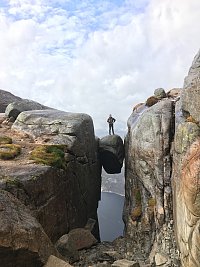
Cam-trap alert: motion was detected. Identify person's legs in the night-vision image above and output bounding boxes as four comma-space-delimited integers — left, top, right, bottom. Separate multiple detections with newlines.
111, 124, 114, 135
109, 124, 111, 135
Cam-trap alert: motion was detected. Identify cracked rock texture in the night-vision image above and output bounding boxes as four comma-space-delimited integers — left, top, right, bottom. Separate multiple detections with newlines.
182, 49, 200, 122
0, 190, 60, 267
124, 50, 200, 267
124, 99, 180, 266
1, 110, 101, 242
173, 49, 200, 267
5, 99, 51, 120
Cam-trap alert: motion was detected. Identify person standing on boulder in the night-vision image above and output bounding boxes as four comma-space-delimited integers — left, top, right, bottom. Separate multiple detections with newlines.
107, 114, 116, 135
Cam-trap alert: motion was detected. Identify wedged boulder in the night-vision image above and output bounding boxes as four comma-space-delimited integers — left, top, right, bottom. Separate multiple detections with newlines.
5, 99, 51, 120
0, 190, 60, 267
0, 89, 21, 113
181, 49, 200, 122
124, 99, 179, 264
99, 135, 124, 174
1, 109, 101, 242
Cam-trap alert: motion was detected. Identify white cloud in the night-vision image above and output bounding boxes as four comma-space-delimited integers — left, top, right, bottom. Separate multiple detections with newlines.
0, 0, 199, 137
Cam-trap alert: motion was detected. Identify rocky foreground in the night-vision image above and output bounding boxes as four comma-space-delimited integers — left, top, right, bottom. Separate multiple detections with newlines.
0, 49, 200, 267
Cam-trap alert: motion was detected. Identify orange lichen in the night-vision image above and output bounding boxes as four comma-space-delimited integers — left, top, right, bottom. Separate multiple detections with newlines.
186, 115, 199, 125
145, 96, 159, 107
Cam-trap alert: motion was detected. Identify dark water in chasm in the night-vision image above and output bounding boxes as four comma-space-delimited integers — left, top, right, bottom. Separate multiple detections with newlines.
98, 192, 124, 241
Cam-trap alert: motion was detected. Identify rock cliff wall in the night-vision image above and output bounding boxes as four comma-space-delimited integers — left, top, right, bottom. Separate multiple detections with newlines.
0, 110, 101, 243
124, 50, 200, 267
172, 50, 200, 267
124, 99, 179, 266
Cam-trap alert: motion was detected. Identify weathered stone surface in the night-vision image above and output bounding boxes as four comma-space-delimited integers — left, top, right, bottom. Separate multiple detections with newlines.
99, 135, 124, 174
154, 253, 168, 266
45, 255, 73, 267
173, 100, 200, 267
73, 241, 122, 266
124, 99, 179, 264
181, 49, 200, 122
5, 99, 50, 120
0, 113, 6, 124
1, 110, 101, 242
0, 190, 59, 267
0, 165, 90, 243
166, 88, 181, 99
0, 89, 21, 113
154, 88, 166, 99
56, 228, 98, 251
172, 51, 200, 267
112, 259, 140, 267
56, 228, 98, 262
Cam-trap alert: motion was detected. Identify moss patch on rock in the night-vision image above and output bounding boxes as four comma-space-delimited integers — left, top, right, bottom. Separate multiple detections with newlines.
30, 145, 66, 169
148, 198, 156, 207
133, 188, 141, 205
0, 135, 12, 144
0, 144, 21, 160
131, 206, 142, 221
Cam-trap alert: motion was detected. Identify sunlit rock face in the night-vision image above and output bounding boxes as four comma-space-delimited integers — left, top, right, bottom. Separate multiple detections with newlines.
173, 50, 200, 267
1, 110, 101, 242
124, 98, 179, 265
123, 50, 200, 267
5, 99, 51, 120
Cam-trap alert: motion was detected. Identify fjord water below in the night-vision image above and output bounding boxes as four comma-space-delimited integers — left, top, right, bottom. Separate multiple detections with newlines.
98, 192, 125, 241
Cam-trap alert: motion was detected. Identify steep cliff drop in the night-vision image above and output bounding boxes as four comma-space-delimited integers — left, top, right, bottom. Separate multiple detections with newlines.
0, 108, 101, 266
0, 49, 200, 267
124, 95, 180, 266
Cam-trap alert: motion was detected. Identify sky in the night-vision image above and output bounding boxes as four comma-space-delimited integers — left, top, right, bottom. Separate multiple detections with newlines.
0, 0, 199, 137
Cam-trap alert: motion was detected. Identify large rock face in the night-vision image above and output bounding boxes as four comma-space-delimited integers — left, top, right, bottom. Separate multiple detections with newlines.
5, 99, 51, 120
0, 89, 21, 112
124, 99, 179, 265
173, 50, 200, 267
124, 50, 200, 267
99, 135, 124, 174
0, 110, 101, 242
0, 190, 60, 267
